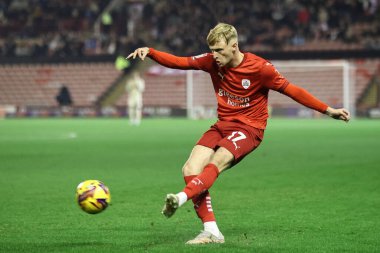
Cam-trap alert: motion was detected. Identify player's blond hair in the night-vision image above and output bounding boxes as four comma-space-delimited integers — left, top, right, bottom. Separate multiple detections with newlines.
207, 23, 238, 46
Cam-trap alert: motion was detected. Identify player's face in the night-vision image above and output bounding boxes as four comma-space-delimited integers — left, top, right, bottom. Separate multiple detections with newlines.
209, 40, 236, 67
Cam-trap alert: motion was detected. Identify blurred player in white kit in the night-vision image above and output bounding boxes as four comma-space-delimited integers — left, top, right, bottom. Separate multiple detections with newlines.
126, 71, 145, 125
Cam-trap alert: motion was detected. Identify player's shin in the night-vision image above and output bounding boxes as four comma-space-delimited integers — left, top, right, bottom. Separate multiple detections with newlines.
184, 176, 216, 222
183, 164, 220, 200
193, 191, 216, 222
185, 176, 220, 236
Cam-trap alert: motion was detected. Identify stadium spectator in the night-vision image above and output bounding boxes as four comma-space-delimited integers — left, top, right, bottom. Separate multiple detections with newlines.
127, 23, 350, 244
56, 85, 73, 107
1, 0, 379, 59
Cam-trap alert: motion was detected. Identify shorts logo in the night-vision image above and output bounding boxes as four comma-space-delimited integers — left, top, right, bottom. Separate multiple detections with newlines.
227, 131, 247, 150
242, 79, 250, 89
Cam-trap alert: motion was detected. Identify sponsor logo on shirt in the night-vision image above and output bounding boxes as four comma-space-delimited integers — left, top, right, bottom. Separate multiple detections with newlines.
218, 88, 250, 108
242, 79, 251, 89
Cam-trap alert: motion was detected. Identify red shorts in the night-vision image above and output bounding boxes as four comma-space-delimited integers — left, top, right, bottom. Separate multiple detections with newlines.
196, 121, 264, 165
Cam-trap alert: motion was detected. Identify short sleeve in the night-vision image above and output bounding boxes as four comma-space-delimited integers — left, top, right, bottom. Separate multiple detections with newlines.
260, 62, 289, 92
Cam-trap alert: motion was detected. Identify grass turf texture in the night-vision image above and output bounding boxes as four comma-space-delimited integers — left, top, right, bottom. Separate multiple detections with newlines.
0, 118, 379, 253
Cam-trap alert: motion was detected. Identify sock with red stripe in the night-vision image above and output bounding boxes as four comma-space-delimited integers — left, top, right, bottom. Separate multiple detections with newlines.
183, 163, 220, 200
184, 175, 216, 222
183, 172, 220, 236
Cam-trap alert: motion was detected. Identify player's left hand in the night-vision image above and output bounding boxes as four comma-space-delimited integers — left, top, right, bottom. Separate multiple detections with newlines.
326, 107, 351, 122
126, 47, 150, 61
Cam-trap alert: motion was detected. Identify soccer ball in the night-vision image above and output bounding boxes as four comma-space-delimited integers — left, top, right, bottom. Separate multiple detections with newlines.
76, 180, 111, 214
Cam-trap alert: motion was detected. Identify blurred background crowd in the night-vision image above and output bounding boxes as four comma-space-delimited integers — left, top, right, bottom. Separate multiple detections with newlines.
0, 0, 379, 59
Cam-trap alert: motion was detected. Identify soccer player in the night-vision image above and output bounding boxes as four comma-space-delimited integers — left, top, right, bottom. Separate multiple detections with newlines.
126, 71, 145, 126
127, 23, 350, 244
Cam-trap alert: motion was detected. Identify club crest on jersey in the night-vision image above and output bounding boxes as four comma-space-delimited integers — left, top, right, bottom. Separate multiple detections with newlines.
241, 79, 251, 89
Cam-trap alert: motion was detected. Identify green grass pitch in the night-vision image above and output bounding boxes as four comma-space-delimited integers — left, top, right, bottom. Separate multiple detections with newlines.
0, 118, 379, 253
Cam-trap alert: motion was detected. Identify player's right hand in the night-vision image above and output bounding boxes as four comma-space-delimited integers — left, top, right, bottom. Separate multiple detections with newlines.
126, 47, 150, 61
326, 107, 351, 122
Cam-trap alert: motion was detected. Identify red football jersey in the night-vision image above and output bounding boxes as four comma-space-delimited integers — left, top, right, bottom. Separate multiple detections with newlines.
187, 52, 289, 129
148, 48, 327, 130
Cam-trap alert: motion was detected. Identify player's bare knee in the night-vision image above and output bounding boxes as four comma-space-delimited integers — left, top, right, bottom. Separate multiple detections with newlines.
182, 145, 215, 176
182, 162, 201, 176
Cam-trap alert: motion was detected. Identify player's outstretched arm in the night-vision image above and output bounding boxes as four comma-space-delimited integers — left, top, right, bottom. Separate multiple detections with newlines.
126, 47, 150, 61
281, 83, 351, 123
325, 107, 351, 122
127, 47, 194, 70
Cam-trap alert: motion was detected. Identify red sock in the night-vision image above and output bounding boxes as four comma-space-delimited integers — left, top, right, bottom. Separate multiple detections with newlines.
183, 163, 219, 200
193, 191, 216, 222
184, 175, 216, 222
